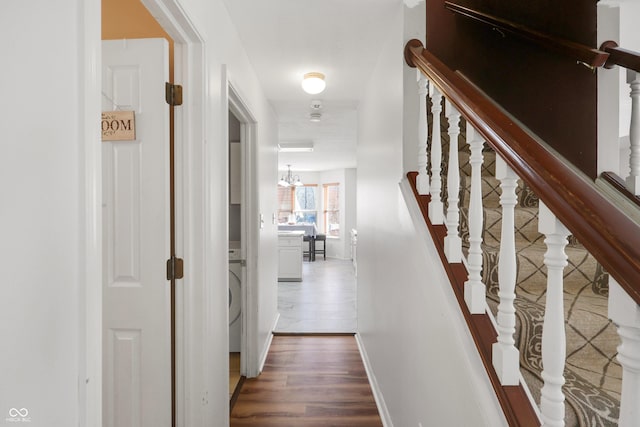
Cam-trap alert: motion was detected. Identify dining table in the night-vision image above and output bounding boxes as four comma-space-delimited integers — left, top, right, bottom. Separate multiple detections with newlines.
277, 223, 318, 238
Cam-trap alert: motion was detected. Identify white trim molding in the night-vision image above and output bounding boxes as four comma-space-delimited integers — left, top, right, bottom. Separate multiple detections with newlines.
404, 0, 425, 8
80, 1, 103, 426
355, 333, 394, 427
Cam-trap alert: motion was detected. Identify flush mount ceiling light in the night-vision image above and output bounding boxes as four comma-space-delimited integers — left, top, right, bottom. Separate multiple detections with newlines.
301, 72, 326, 94
278, 165, 303, 187
278, 141, 314, 152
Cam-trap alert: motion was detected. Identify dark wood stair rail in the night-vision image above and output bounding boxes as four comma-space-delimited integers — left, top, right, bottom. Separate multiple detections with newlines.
404, 38, 640, 310
444, 2, 609, 69
601, 40, 640, 73
442, 3, 640, 74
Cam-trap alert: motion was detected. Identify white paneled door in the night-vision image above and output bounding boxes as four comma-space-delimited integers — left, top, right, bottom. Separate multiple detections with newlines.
102, 39, 171, 427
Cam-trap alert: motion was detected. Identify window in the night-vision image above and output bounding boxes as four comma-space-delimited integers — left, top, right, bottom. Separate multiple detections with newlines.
277, 186, 293, 223
277, 185, 317, 224
294, 185, 317, 224
323, 183, 340, 237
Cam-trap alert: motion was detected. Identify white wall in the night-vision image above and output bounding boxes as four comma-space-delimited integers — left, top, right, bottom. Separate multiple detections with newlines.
173, 0, 280, 424
402, 1, 426, 173
323, 167, 357, 259
617, 1, 640, 140
0, 1, 280, 426
597, 1, 640, 177
356, 4, 506, 426
345, 168, 357, 260
0, 1, 101, 426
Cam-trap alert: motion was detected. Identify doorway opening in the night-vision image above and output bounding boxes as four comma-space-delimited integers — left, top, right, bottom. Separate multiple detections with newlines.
228, 110, 244, 403
226, 78, 260, 381
274, 165, 358, 333
102, 2, 175, 426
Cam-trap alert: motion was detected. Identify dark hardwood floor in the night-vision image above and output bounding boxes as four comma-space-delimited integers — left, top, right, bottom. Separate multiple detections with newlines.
230, 335, 383, 426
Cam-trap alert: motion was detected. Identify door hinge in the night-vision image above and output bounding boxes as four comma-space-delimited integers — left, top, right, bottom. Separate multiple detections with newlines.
165, 82, 183, 106
166, 256, 184, 280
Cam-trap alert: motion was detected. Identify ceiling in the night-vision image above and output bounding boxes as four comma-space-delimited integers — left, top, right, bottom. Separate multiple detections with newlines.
222, 0, 404, 172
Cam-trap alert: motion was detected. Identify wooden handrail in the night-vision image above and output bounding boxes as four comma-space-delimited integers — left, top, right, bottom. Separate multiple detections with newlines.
600, 172, 640, 209
444, 2, 609, 69
404, 39, 640, 306
601, 40, 640, 73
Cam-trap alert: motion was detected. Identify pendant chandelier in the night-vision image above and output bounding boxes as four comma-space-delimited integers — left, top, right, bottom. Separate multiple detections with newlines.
278, 165, 303, 187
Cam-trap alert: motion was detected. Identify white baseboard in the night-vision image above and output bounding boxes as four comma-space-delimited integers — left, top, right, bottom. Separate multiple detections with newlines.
257, 313, 279, 373
355, 333, 393, 427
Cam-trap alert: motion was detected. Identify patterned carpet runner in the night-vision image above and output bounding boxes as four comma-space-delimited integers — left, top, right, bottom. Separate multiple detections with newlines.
441, 117, 621, 426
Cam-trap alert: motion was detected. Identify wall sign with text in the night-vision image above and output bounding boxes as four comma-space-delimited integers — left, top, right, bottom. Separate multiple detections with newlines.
102, 111, 136, 141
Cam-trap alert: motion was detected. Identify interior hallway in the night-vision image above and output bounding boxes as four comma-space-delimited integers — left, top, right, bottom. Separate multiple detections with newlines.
230, 335, 382, 426
275, 258, 357, 333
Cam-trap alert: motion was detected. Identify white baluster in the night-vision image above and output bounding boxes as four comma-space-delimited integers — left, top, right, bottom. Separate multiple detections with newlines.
444, 99, 462, 262
429, 86, 445, 225
417, 72, 429, 195
626, 70, 640, 195
538, 202, 570, 427
492, 156, 520, 385
464, 125, 486, 314
608, 277, 640, 427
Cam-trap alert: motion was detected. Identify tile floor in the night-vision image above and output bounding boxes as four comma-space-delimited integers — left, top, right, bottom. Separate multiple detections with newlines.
275, 258, 357, 333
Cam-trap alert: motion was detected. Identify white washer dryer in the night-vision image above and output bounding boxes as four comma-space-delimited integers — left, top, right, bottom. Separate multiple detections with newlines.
229, 247, 242, 352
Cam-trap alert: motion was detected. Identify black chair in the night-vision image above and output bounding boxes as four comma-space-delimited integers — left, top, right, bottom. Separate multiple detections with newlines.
314, 234, 326, 260
303, 235, 314, 261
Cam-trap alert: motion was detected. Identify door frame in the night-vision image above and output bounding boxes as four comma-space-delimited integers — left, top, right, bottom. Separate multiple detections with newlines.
84, 0, 208, 425
137, 1, 207, 425
224, 71, 261, 378
80, 2, 103, 426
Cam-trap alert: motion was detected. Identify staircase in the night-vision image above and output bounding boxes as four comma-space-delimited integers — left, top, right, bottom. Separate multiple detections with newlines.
405, 29, 640, 425
435, 109, 622, 426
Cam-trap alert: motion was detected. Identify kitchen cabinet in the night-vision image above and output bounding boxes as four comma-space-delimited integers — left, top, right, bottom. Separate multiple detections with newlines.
278, 231, 304, 281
